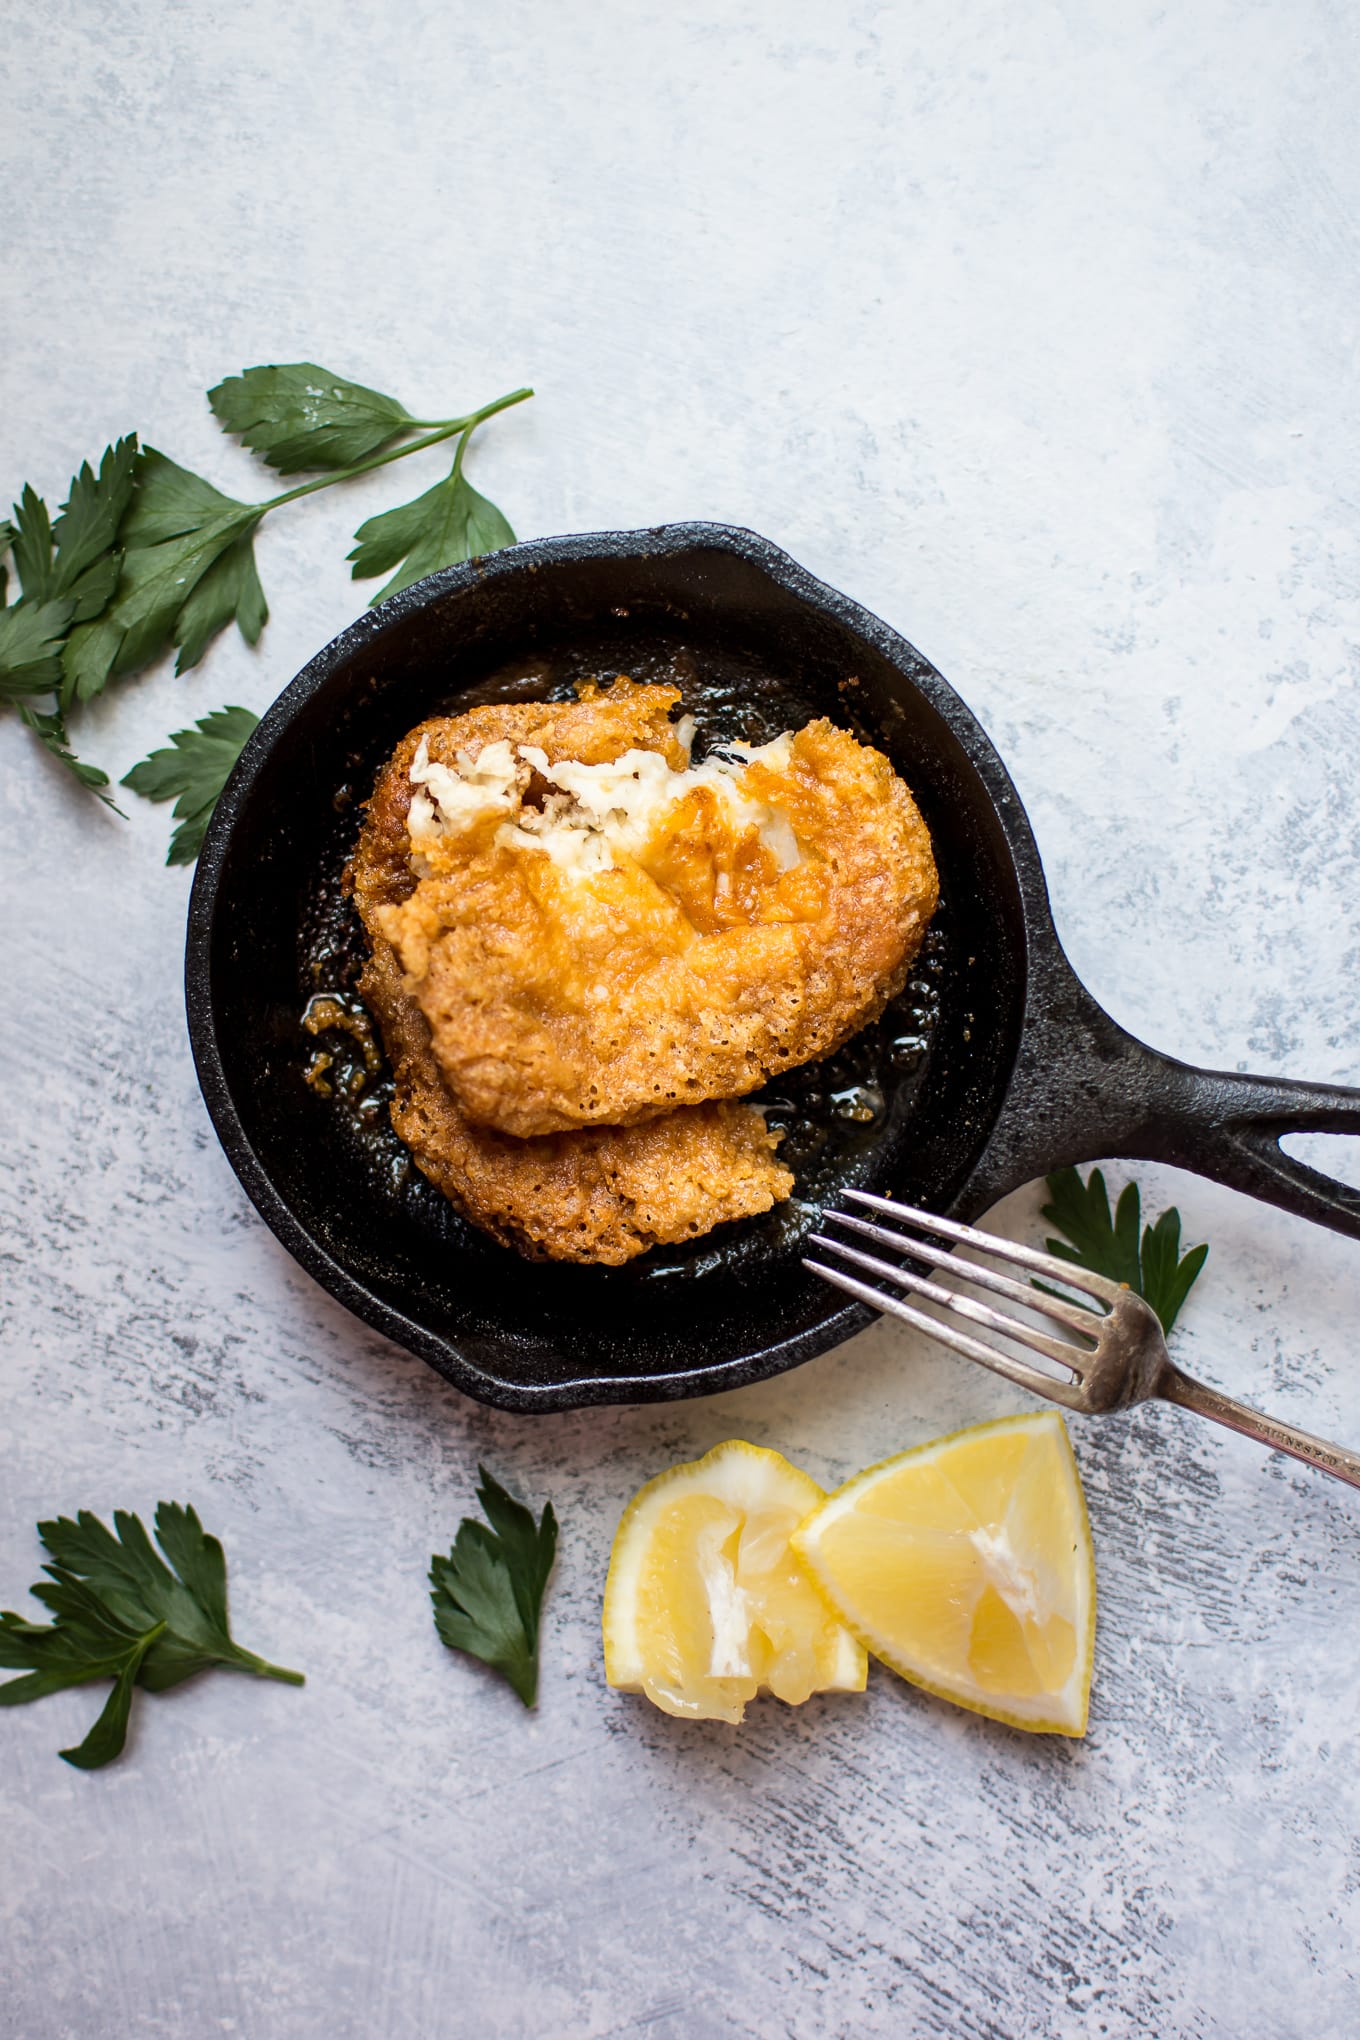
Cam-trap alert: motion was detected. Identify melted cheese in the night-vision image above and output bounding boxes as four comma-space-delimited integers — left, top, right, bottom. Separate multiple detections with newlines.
408, 731, 803, 882
407, 735, 523, 845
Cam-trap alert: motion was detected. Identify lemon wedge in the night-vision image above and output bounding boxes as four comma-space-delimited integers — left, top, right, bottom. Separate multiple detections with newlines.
792, 1411, 1096, 1735
603, 1440, 868, 1723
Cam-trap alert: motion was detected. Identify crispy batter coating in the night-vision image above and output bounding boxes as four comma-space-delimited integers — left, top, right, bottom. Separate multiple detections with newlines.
375, 681, 939, 1138
349, 713, 794, 1265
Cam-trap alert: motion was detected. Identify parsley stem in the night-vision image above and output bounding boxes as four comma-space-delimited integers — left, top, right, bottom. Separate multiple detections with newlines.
404, 387, 536, 433
257, 387, 533, 513
233, 1649, 306, 1686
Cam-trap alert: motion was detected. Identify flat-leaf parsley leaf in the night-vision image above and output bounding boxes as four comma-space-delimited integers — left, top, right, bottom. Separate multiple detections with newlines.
8, 485, 57, 603
0, 597, 75, 700
429, 1468, 557, 1707
0, 1502, 303, 1769
349, 435, 516, 606
1038, 1165, 1209, 1335
17, 700, 121, 810
2, 443, 139, 715
114, 451, 267, 676
209, 362, 415, 475
122, 704, 260, 865
50, 436, 139, 625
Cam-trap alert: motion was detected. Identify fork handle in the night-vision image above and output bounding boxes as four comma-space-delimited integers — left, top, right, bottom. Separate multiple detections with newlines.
1160, 1365, 1360, 1490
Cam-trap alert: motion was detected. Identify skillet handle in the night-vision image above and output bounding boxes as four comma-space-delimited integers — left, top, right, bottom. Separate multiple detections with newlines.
973, 961, 1360, 1241
1150, 1064, 1360, 1240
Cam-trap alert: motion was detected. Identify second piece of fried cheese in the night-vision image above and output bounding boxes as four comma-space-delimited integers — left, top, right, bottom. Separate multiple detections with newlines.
375, 679, 939, 1139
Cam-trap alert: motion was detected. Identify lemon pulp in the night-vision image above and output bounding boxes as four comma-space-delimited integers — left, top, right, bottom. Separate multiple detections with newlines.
792, 1410, 1095, 1735
603, 1440, 867, 1724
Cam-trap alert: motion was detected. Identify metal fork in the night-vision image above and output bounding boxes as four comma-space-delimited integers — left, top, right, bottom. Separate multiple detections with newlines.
806, 1189, 1360, 1490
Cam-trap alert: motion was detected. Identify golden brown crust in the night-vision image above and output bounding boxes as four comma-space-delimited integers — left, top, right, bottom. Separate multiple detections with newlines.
374, 684, 940, 1139
349, 694, 794, 1266
366, 940, 793, 1264
404, 682, 692, 775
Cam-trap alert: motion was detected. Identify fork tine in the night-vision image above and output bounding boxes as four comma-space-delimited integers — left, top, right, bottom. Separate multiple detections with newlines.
807, 1233, 1089, 1373
843, 1189, 1125, 1305
822, 1210, 1103, 1338
803, 1259, 1085, 1410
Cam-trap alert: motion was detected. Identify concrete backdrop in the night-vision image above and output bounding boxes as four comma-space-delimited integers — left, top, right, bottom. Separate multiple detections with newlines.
3, 4, 1359, 2035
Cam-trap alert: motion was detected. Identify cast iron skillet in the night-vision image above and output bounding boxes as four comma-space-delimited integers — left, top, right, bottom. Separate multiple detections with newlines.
186, 523, 1360, 1412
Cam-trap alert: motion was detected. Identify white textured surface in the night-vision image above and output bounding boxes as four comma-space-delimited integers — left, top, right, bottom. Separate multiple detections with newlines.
3, 5, 1360, 2036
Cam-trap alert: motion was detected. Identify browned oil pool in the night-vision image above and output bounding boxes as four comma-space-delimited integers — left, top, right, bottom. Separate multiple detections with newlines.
297, 639, 953, 1285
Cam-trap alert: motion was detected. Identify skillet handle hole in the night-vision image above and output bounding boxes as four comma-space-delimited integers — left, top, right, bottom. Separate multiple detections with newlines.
1280, 1132, 1360, 1195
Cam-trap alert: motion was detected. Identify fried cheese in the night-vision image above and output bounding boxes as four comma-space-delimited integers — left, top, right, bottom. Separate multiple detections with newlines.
376, 681, 939, 1139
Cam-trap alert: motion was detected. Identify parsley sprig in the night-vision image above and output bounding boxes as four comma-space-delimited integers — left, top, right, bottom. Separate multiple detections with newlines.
430, 1468, 557, 1707
0, 366, 531, 856
1038, 1166, 1209, 1334
0, 1503, 303, 1769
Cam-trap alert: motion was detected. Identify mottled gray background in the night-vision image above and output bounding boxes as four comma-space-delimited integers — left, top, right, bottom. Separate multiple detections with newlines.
3, 3, 1359, 2036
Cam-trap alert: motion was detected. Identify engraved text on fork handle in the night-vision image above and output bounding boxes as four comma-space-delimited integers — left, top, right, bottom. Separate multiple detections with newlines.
1159, 1366, 1360, 1491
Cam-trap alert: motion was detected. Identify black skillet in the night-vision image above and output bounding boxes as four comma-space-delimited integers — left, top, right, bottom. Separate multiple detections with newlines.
185, 524, 1360, 1412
